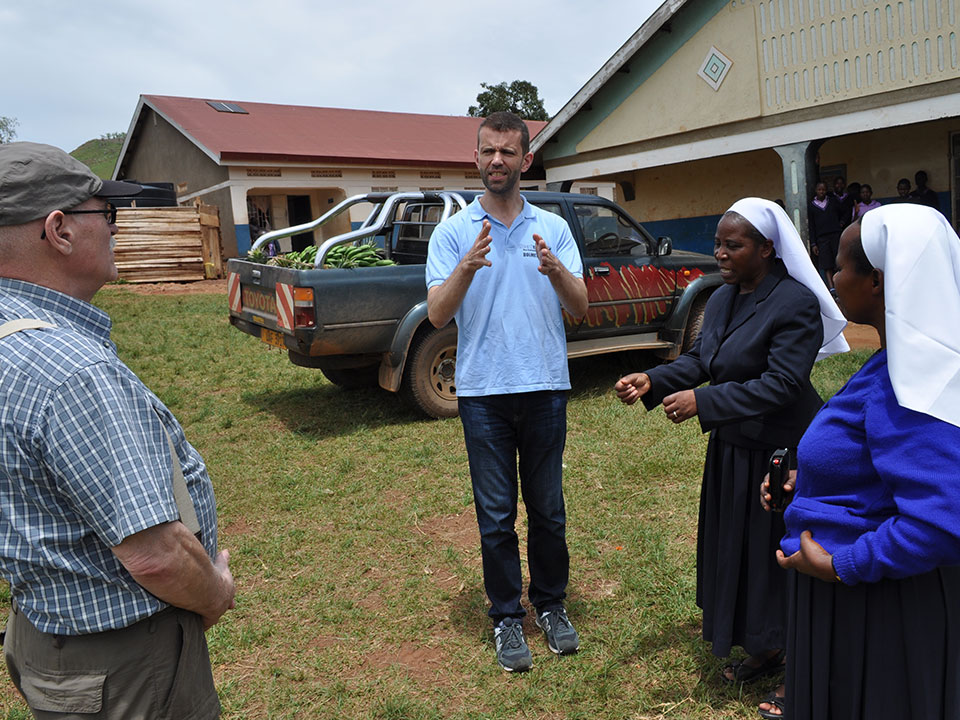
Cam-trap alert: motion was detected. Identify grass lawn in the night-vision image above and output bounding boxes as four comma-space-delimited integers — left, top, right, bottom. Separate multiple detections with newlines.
0, 287, 871, 719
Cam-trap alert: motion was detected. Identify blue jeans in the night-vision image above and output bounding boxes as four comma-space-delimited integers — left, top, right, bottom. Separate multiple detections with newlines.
458, 391, 570, 622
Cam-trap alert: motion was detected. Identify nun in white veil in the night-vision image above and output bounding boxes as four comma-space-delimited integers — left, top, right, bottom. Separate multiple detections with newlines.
616, 198, 845, 707
778, 204, 960, 719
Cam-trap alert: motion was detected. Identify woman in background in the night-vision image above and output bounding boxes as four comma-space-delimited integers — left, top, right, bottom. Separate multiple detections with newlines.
808, 181, 843, 289
770, 204, 960, 719
616, 198, 848, 709
852, 183, 881, 220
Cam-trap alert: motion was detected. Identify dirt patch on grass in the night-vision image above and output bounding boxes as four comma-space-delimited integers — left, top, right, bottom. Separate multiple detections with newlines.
417, 509, 478, 555
844, 323, 880, 349
105, 279, 228, 295
221, 516, 256, 536
363, 642, 446, 681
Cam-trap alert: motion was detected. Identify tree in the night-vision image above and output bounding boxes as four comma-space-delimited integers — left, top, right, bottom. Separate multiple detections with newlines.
0, 116, 18, 144
467, 81, 549, 121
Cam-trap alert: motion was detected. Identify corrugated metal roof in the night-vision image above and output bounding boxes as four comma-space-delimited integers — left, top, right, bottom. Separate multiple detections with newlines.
140, 95, 547, 167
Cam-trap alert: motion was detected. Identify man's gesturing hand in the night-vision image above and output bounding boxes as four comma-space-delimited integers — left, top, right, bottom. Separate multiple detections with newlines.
462, 220, 493, 273
535, 234, 563, 276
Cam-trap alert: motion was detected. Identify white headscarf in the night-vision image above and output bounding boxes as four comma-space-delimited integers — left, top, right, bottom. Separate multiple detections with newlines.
727, 198, 849, 360
861, 204, 960, 428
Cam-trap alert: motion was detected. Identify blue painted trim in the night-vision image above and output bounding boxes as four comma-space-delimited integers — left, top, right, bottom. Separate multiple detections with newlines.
235, 224, 252, 255
647, 194, 954, 256
875, 193, 953, 226
644, 215, 722, 256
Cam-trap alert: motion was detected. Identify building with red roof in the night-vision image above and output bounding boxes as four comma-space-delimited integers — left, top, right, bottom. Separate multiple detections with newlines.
114, 95, 563, 256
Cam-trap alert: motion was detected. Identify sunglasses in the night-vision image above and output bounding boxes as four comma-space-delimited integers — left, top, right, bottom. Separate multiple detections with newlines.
41, 203, 118, 240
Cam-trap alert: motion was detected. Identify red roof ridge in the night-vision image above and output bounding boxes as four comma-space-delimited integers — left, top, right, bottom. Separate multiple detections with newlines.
138, 94, 547, 166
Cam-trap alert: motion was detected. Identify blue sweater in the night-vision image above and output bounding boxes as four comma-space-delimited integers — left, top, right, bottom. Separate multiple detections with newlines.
783, 350, 960, 584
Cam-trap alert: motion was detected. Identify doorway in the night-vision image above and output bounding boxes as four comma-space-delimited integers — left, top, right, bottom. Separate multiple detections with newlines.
287, 195, 315, 252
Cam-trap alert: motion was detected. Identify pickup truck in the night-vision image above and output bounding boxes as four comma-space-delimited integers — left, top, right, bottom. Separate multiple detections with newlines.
227, 190, 722, 418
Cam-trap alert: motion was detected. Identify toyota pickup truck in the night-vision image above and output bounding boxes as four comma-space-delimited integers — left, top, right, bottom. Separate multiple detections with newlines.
227, 190, 721, 418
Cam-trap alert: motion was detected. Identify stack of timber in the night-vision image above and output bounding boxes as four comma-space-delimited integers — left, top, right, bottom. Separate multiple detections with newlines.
113, 204, 224, 283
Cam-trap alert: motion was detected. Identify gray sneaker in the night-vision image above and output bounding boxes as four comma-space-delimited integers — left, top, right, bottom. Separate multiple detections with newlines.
494, 618, 533, 672
535, 607, 579, 655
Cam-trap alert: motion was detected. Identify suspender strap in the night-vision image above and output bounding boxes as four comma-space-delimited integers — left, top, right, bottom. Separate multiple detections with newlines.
0, 318, 202, 538
157, 419, 202, 538
0, 319, 55, 339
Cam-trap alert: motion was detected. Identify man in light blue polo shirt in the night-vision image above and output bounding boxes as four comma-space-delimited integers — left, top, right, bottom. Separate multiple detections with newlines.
426, 112, 588, 672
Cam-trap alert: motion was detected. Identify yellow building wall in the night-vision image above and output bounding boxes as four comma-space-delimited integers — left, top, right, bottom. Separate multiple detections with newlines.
819, 117, 955, 197
615, 148, 784, 221
579, 3, 763, 153
575, 0, 958, 156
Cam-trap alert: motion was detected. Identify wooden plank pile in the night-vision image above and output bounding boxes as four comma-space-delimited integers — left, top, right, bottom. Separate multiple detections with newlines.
113, 204, 224, 283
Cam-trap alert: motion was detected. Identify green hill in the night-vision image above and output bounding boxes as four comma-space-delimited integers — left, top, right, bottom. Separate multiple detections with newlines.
71, 134, 125, 180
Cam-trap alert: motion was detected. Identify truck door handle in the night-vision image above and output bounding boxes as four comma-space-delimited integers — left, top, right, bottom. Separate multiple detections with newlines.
593, 266, 610, 276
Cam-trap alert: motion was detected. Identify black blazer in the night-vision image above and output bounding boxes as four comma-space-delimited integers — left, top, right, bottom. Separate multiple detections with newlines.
643, 261, 823, 449
808, 197, 843, 241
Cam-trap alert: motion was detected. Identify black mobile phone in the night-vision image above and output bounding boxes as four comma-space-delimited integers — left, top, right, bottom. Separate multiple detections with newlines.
768, 448, 790, 512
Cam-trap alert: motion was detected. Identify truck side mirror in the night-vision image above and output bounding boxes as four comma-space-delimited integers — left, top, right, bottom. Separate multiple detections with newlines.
656, 237, 673, 256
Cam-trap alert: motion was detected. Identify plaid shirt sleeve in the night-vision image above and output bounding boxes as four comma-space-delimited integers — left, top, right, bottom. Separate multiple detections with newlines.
36, 360, 180, 548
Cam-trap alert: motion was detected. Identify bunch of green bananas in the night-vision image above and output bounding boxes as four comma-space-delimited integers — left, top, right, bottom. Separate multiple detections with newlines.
323, 242, 395, 269
246, 247, 269, 264
266, 244, 319, 269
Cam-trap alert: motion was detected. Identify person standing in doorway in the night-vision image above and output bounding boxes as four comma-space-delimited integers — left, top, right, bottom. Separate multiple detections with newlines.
809, 181, 843, 289
910, 170, 941, 211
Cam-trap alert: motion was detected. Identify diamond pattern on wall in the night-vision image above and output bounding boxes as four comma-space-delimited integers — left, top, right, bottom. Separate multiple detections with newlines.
698, 46, 733, 91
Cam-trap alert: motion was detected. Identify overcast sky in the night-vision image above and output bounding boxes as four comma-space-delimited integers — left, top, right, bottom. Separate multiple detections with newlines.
2, 1, 663, 153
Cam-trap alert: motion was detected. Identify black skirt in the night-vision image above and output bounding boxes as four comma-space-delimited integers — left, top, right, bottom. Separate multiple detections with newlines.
697, 434, 788, 658
786, 567, 960, 719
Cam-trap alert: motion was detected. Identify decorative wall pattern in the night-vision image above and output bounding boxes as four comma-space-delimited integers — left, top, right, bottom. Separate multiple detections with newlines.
740, 0, 959, 111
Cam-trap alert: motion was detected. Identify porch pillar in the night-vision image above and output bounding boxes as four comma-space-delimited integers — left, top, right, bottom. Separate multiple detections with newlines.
773, 140, 824, 251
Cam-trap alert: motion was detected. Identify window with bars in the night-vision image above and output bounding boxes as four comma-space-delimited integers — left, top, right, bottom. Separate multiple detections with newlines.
372, 170, 396, 178
311, 169, 342, 178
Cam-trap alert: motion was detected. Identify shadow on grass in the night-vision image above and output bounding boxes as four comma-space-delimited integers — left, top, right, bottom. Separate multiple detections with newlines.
241, 384, 431, 439
568, 351, 666, 401
623, 615, 774, 715
445, 585, 491, 640
243, 350, 672, 439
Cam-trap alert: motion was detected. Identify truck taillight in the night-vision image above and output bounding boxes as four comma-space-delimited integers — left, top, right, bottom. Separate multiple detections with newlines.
293, 287, 315, 328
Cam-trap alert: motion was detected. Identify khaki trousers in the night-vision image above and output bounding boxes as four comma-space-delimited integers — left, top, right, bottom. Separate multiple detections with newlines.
3, 604, 219, 719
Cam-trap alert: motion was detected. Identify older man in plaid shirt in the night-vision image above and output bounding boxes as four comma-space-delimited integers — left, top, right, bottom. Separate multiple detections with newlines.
0, 143, 234, 719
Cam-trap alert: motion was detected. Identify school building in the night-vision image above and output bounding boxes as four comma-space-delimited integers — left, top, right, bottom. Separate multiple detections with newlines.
532, 0, 959, 255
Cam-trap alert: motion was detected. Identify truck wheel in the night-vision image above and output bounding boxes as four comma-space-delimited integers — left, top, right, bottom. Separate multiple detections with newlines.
402, 325, 459, 419
682, 294, 709, 353
320, 365, 379, 389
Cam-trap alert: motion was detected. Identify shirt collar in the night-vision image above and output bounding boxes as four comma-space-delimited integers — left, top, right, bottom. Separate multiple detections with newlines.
0, 278, 113, 344
467, 195, 536, 224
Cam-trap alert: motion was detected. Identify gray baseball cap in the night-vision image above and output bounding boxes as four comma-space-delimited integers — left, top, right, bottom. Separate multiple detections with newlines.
0, 142, 142, 227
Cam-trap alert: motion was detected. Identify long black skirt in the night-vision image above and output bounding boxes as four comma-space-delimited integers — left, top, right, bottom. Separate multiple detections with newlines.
697, 434, 788, 658
786, 567, 960, 719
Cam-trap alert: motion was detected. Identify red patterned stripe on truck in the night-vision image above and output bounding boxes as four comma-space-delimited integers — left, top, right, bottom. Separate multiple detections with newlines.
276, 282, 295, 331
228, 272, 242, 313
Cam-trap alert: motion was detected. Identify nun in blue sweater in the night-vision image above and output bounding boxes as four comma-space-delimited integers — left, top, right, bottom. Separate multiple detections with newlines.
769, 204, 960, 719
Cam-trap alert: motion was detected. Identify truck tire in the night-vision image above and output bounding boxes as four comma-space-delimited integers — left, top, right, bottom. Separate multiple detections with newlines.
682, 294, 709, 353
320, 365, 379, 389
402, 324, 459, 419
